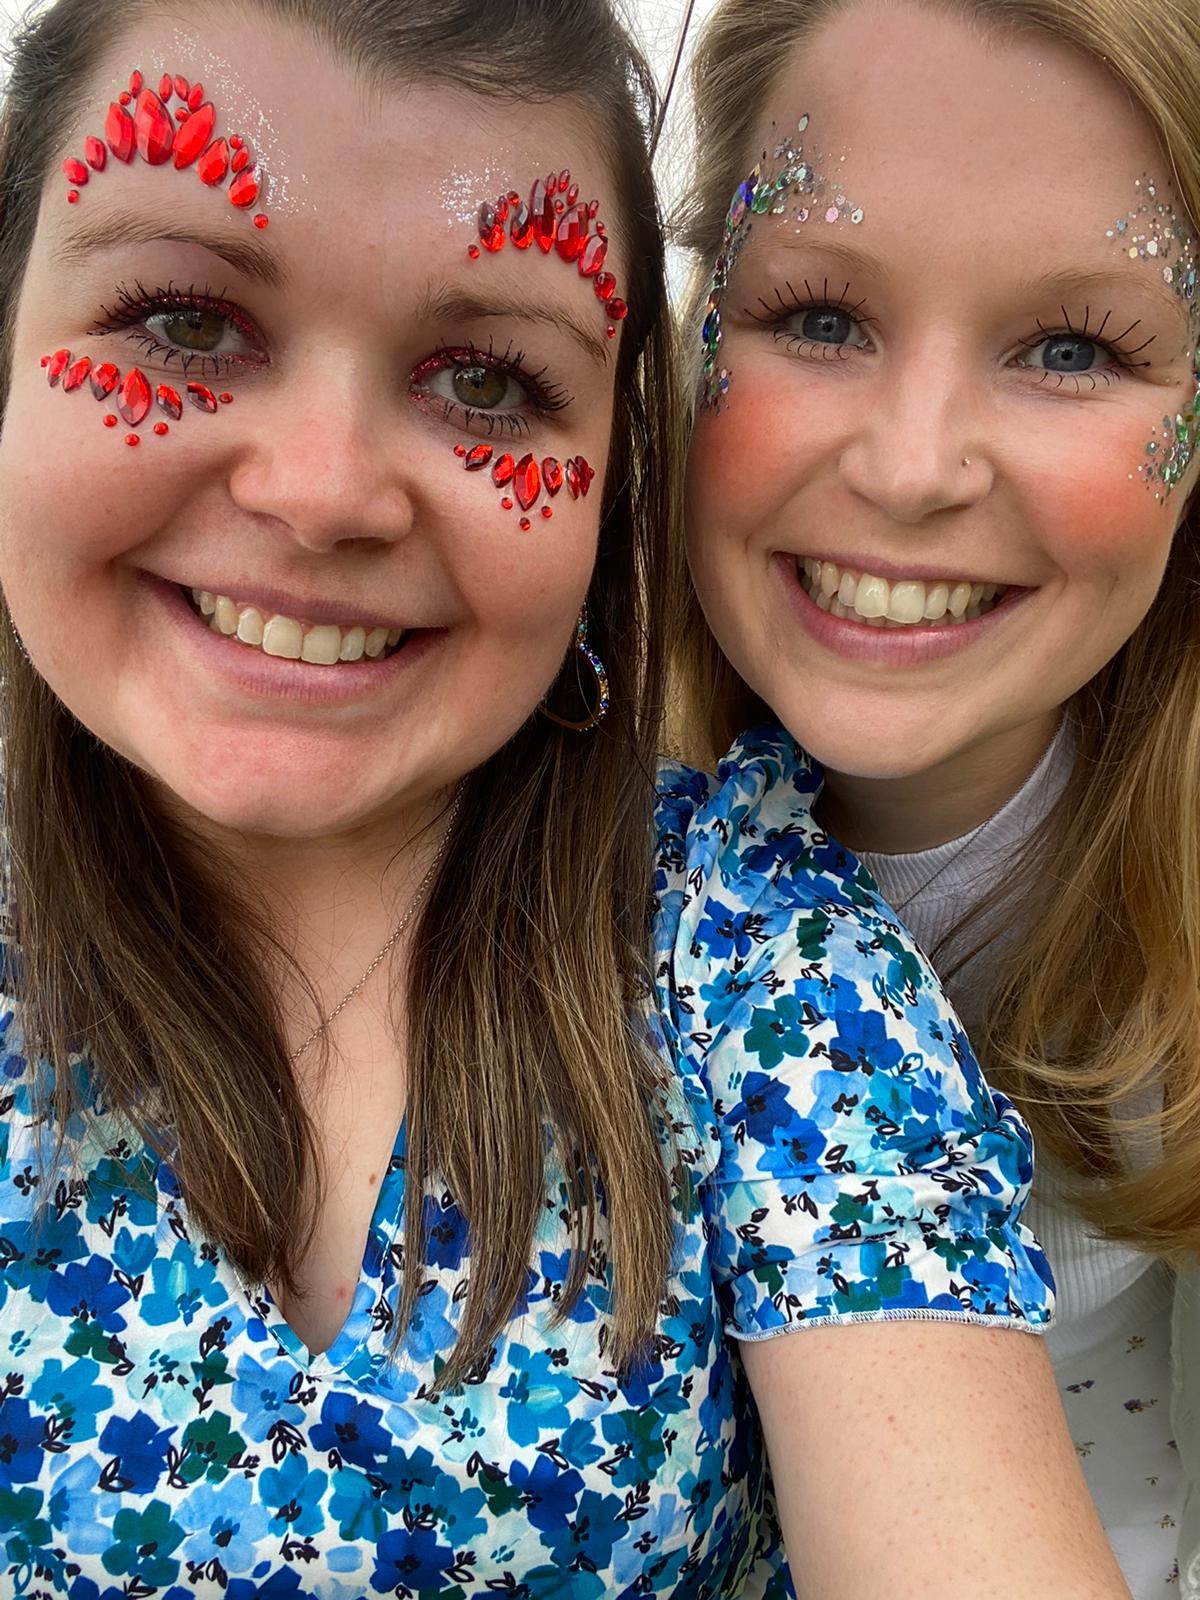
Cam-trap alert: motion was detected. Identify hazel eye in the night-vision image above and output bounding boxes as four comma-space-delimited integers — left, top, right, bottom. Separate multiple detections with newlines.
1024, 334, 1103, 373
422, 362, 529, 411
144, 306, 252, 357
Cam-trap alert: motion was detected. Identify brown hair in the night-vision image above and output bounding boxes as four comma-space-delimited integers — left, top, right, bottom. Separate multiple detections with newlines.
0, 0, 682, 1387
674, 0, 1200, 1257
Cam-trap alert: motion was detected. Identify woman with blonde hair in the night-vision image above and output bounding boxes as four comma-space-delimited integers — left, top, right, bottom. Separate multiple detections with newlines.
675, 0, 1200, 1589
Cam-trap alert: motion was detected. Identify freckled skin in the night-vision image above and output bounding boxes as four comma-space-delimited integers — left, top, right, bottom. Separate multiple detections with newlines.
686, 1, 1198, 834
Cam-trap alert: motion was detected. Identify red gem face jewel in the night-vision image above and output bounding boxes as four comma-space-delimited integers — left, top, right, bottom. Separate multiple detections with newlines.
543, 457, 564, 496
231, 146, 251, 175
90, 363, 119, 399
187, 383, 218, 413
541, 506, 553, 519
67, 191, 80, 204
492, 453, 515, 487
173, 102, 215, 168
219, 393, 234, 404
134, 90, 175, 164
46, 350, 71, 386
189, 83, 204, 110
478, 203, 504, 253
579, 235, 608, 278
510, 202, 533, 249
607, 298, 628, 322
85, 136, 107, 171
229, 170, 260, 209
129, 70, 143, 95
154, 422, 169, 436
593, 272, 616, 302
558, 168, 571, 190
254, 215, 269, 229
464, 444, 494, 470
126, 433, 140, 447
494, 196, 509, 223
607, 327, 617, 339
105, 102, 137, 163
453, 444, 466, 457
514, 453, 541, 512
566, 458, 581, 498
501, 497, 514, 510
156, 384, 183, 421
566, 184, 579, 207
554, 199, 565, 215
546, 173, 558, 197
119, 92, 132, 107
174, 75, 190, 101
574, 457, 595, 496
196, 139, 230, 185
63, 158, 89, 186
520, 517, 532, 531
117, 368, 152, 427
63, 357, 93, 392
230, 135, 243, 150
467, 245, 481, 260
159, 75, 173, 101
588, 200, 599, 219
532, 180, 556, 254
175, 107, 189, 123
555, 207, 588, 264
103, 414, 118, 427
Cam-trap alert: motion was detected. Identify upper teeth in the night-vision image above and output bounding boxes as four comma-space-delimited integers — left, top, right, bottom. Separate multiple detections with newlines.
191, 588, 404, 664
799, 559, 1003, 627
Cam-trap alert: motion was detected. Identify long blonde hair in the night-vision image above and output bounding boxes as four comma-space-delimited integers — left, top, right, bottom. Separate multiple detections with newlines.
0, 0, 682, 1389
675, 0, 1200, 1256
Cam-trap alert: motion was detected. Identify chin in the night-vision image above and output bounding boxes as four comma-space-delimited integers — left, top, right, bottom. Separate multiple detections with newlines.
766, 695, 959, 783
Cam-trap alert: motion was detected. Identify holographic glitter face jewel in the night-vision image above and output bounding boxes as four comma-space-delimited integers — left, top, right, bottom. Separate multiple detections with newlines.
43, 349, 233, 443
64, 67, 269, 229
466, 171, 627, 337
1108, 177, 1200, 499
453, 442, 592, 524
699, 116, 865, 411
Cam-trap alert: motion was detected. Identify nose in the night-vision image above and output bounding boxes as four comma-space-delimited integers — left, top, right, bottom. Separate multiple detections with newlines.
227, 354, 416, 553
838, 348, 993, 524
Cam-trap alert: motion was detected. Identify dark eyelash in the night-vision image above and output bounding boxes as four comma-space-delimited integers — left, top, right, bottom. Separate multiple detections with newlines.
1018, 305, 1157, 368
415, 337, 574, 423
743, 278, 875, 330
91, 279, 262, 377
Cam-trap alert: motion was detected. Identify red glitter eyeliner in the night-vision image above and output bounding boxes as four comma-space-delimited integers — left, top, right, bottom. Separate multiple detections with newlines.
42, 348, 234, 444
93, 281, 267, 379
468, 169, 628, 337
453, 441, 593, 524
64, 66, 270, 228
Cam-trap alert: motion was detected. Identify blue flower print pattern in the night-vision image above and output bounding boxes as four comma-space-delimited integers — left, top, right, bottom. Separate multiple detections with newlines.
655, 725, 1054, 1343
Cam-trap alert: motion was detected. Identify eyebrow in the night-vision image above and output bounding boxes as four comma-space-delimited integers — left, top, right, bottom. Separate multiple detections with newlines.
52, 214, 288, 290
416, 284, 612, 367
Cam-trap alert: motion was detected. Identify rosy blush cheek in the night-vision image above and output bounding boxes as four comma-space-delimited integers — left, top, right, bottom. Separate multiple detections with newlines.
40, 348, 236, 448
1037, 456, 1176, 574
689, 376, 822, 531
449, 441, 595, 533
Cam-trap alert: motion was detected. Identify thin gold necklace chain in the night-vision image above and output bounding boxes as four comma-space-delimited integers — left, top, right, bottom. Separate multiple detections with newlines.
289, 790, 463, 1063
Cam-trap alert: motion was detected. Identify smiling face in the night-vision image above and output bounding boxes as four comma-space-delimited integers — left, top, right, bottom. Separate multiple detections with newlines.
686, 2, 1200, 810
0, 8, 626, 842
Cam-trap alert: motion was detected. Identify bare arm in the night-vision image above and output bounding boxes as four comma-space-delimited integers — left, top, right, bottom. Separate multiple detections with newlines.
745, 1321, 1131, 1599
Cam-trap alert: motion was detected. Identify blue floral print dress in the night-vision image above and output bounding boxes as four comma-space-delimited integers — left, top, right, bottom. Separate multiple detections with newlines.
0, 727, 1052, 1598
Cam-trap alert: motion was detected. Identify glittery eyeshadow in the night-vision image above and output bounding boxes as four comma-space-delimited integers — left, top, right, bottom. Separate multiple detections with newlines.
700, 116, 865, 411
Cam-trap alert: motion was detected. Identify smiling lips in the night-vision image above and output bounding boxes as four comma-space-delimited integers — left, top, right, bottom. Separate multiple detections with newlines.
798, 557, 1008, 628
189, 588, 405, 664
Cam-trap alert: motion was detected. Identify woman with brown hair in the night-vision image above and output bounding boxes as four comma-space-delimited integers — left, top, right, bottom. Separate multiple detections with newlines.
676, 0, 1200, 1590
0, 0, 1124, 1591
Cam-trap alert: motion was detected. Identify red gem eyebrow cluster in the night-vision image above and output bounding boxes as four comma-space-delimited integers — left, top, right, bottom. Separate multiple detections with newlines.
62, 69, 268, 230
453, 442, 594, 530
41, 348, 233, 447
467, 169, 628, 340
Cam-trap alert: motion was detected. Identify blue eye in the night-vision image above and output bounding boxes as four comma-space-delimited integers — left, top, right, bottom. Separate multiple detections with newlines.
1024, 334, 1103, 373
799, 308, 858, 345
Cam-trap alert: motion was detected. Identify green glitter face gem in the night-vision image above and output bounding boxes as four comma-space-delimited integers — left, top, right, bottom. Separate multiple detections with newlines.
699, 116, 865, 412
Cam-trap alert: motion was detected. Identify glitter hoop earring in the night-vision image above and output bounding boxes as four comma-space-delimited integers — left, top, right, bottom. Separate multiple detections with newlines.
541, 605, 610, 733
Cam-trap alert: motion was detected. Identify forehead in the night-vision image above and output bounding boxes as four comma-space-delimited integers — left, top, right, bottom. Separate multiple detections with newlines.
754, 2, 1168, 256
46, 7, 628, 280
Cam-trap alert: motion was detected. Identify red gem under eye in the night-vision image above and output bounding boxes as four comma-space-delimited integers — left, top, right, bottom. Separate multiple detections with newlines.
478, 203, 504, 253
566, 184, 579, 206
188, 83, 204, 110
103, 414, 118, 427
509, 203, 533, 249
555, 207, 588, 263
134, 90, 175, 164
187, 383, 218, 413
173, 102, 215, 168
453, 444, 466, 458
85, 136, 107, 171
117, 368, 152, 427
231, 147, 250, 175
174, 75, 190, 100
90, 363, 119, 399
543, 457, 564, 496
218, 392, 234, 404
154, 423, 169, 436
63, 357, 92, 392
196, 139, 230, 185
105, 102, 137, 163
156, 384, 183, 420
464, 444, 494, 471
566, 458, 581, 498
501, 497, 513, 510
46, 349, 71, 386
520, 517, 531, 531
579, 235, 608, 278
513, 453, 541, 512
607, 298, 628, 321
126, 433, 140, 447
541, 506, 553, 519
229, 170, 260, 209
575, 457, 595, 496
63, 157, 89, 186
67, 188, 80, 202
492, 453, 515, 487
593, 271, 616, 302
129, 70, 143, 95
